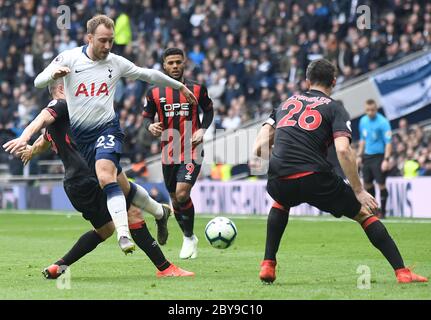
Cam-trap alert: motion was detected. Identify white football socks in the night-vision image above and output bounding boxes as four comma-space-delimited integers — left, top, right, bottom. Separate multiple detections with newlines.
106, 193, 130, 240
131, 183, 164, 219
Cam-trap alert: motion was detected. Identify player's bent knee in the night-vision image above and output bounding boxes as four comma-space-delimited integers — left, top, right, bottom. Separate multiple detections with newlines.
98, 177, 116, 189
96, 160, 118, 187
127, 205, 143, 224
176, 190, 191, 204
128, 215, 143, 225
353, 209, 372, 224
97, 172, 117, 188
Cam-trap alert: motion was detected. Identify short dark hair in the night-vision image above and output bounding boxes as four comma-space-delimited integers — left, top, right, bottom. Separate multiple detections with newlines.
306, 58, 336, 88
162, 47, 184, 62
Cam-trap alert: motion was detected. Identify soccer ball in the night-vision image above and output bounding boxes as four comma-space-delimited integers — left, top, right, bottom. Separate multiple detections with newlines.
204, 217, 237, 249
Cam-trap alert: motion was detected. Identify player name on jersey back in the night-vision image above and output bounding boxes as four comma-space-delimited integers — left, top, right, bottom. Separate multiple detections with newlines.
269, 89, 352, 179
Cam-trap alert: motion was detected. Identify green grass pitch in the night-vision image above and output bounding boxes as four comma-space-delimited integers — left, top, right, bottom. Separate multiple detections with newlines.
0, 211, 430, 300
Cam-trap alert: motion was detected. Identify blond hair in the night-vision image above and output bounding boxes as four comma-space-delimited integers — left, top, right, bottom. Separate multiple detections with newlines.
86, 15, 114, 34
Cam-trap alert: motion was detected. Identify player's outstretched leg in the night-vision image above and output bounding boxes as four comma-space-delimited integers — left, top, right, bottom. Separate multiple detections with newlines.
42, 227, 111, 279
128, 219, 194, 278
259, 202, 290, 284
126, 180, 171, 245
355, 213, 428, 283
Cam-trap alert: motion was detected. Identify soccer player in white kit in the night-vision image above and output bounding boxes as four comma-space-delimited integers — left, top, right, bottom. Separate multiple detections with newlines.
34, 15, 198, 253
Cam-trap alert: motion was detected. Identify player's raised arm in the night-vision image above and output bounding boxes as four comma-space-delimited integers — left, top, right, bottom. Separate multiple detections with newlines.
2, 109, 55, 156
141, 69, 198, 106
34, 52, 71, 88
117, 56, 198, 106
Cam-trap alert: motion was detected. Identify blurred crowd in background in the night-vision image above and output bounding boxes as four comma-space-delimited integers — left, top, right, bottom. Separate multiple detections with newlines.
1, 0, 431, 178
375, 118, 431, 178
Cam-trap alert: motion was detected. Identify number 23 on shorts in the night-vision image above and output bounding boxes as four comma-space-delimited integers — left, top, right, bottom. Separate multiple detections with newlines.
96, 135, 116, 149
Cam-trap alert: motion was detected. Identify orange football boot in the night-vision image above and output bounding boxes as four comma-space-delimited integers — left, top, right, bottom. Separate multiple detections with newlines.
259, 260, 277, 284
42, 264, 67, 279
156, 264, 195, 278
395, 267, 428, 283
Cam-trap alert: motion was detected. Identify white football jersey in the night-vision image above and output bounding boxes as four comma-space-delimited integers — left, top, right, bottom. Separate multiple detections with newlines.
34, 45, 182, 142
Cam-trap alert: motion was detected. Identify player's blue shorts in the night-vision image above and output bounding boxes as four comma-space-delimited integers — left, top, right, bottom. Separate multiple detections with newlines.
75, 119, 124, 175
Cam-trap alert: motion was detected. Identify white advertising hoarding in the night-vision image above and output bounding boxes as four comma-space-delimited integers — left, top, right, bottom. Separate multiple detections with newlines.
191, 178, 431, 218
